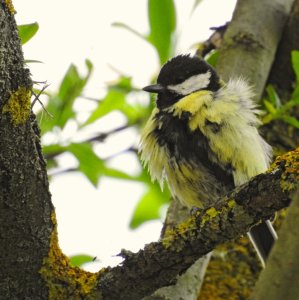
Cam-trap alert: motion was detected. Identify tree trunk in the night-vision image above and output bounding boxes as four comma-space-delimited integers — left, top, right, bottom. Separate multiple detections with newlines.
0, 1, 53, 298
0, 0, 298, 299
217, 0, 294, 100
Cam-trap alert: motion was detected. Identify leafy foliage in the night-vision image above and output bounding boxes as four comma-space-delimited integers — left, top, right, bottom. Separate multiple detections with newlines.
130, 182, 170, 228
39, 67, 148, 185
84, 76, 148, 127
34, 0, 181, 231
38, 60, 93, 134
147, 0, 176, 64
21, 1, 299, 275
205, 50, 219, 67
113, 0, 176, 65
27, 0, 298, 234
69, 254, 95, 267
263, 50, 299, 129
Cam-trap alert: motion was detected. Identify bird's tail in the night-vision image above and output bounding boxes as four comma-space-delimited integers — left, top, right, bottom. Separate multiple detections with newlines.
247, 220, 277, 267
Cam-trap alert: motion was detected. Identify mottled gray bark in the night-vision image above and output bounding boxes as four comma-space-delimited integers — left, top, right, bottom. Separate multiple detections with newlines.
0, 0, 298, 299
145, 199, 212, 300
0, 2, 53, 299
145, 0, 297, 298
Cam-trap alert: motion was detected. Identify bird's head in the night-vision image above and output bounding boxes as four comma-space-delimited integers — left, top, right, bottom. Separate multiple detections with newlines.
143, 54, 221, 109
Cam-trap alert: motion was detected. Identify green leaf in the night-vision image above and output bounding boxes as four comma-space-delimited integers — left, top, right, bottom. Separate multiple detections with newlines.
281, 115, 299, 129
291, 86, 299, 102
103, 167, 136, 181
68, 142, 144, 184
148, 0, 176, 64
291, 50, 299, 83
85, 90, 126, 126
18, 22, 39, 45
130, 183, 170, 229
42, 144, 66, 156
205, 50, 219, 67
261, 113, 273, 124
69, 254, 94, 267
112, 22, 147, 42
39, 60, 93, 133
67, 143, 104, 186
24, 59, 43, 64
83, 76, 132, 126
84, 76, 146, 126
85, 58, 93, 71
191, 0, 203, 13
43, 143, 137, 181
109, 76, 133, 93
266, 85, 281, 107
264, 100, 277, 115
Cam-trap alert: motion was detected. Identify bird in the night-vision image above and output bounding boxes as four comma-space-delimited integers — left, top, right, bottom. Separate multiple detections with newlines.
139, 54, 277, 266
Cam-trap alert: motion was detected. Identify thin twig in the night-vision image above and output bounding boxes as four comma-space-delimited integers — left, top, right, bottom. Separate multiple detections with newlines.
48, 167, 78, 177
31, 83, 53, 118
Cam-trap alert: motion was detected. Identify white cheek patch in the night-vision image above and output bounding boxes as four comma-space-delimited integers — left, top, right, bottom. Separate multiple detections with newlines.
167, 71, 211, 95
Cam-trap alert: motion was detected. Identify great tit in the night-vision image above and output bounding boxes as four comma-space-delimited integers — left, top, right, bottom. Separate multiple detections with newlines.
139, 54, 277, 266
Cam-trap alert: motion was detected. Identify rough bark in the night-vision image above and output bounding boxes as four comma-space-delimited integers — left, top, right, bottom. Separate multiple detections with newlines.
1, 1, 298, 299
145, 199, 212, 300
197, 1, 297, 297
0, 1, 54, 299
91, 149, 298, 300
217, 0, 295, 101
251, 189, 299, 300
146, 1, 297, 297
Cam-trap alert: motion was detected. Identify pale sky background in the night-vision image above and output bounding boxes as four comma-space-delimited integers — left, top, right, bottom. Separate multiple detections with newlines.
13, 0, 236, 271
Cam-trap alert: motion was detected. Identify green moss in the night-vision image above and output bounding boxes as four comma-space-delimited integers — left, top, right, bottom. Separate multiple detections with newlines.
4, 0, 16, 14
2, 87, 31, 125
40, 212, 101, 300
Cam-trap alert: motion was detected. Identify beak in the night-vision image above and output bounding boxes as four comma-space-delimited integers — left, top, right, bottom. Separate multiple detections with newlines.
142, 84, 165, 93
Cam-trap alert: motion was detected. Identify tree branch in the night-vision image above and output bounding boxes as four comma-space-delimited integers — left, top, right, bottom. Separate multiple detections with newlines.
88, 148, 298, 300
44, 124, 137, 161
146, 199, 212, 300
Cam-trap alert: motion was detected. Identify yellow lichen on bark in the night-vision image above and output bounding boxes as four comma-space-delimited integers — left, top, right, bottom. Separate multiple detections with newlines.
269, 148, 299, 191
4, 0, 16, 14
199, 209, 288, 300
198, 236, 262, 300
2, 87, 31, 125
162, 200, 237, 251
162, 214, 198, 250
40, 212, 99, 300
200, 207, 220, 226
